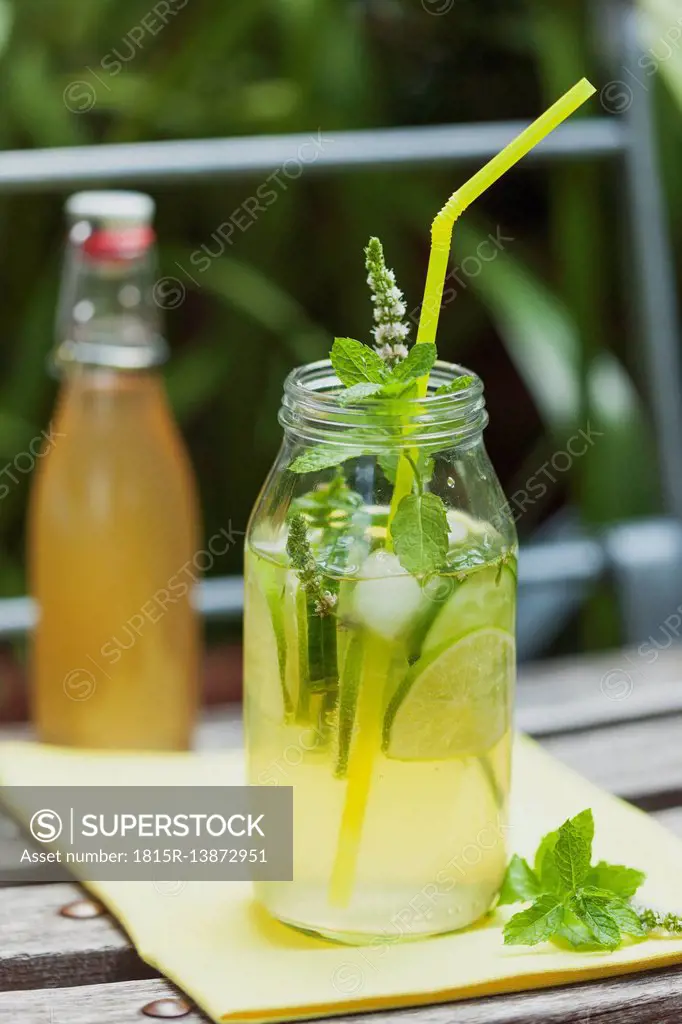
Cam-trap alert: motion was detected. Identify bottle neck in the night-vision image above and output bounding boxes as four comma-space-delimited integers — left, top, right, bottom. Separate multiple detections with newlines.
53, 222, 168, 374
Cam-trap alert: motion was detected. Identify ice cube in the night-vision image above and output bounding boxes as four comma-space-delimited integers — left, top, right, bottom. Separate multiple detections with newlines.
446, 509, 493, 546
353, 550, 423, 639
446, 510, 471, 545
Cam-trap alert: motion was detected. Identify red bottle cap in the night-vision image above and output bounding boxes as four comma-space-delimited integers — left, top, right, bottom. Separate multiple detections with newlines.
82, 226, 156, 261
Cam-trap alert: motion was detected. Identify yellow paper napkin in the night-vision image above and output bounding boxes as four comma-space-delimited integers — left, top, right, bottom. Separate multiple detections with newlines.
2, 736, 682, 1024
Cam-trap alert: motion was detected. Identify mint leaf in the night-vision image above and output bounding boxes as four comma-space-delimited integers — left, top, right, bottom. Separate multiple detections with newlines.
498, 855, 542, 906
378, 450, 434, 486
378, 450, 399, 484
378, 379, 417, 399
291, 471, 363, 521
331, 338, 388, 387
390, 343, 436, 383
587, 862, 646, 899
555, 909, 596, 949
435, 375, 474, 396
607, 898, 648, 938
534, 829, 562, 894
503, 895, 565, 947
579, 886, 622, 901
554, 819, 592, 892
570, 894, 621, 949
389, 492, 449, 575
337, 382, 384, 404
570, 809, 595, 852
536, 811, 592, 895
290, 446, 359, 474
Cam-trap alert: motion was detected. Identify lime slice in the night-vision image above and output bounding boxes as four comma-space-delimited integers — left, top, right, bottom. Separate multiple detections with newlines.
383, 627, 515, 760
423, 564, 515, 654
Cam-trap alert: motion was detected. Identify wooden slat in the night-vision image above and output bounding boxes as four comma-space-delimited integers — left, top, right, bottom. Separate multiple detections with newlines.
0, 979, 205, 1024
516, 646, 682, 736
541, 715, 682, 808
3, 966, 682, 1024
334, 968, 682, 1024
0, 883, 155, 991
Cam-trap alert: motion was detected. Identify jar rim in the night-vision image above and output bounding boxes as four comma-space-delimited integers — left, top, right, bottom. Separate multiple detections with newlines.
284, 358, 482, 406
280, 358, 488, 449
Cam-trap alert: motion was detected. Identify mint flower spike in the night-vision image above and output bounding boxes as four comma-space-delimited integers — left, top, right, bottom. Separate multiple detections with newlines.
286, 513, 337, 616
364, 236, 410, 366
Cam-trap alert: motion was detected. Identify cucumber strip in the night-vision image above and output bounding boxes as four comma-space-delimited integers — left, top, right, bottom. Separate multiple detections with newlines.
315, 685, 338, 746
306, 593, 339, 692
263, 582, 293, 719
334, 632, 364, 778
294, 580, 340, 728
293, 584, 310, 723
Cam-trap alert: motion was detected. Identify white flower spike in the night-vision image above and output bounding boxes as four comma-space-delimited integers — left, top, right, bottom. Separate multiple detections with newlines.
364, 237, 411, 366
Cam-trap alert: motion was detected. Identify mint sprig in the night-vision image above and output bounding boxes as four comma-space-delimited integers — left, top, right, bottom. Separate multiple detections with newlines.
290, 236, 456, 578
501, 808, 682, 950
330, 336, 436, 404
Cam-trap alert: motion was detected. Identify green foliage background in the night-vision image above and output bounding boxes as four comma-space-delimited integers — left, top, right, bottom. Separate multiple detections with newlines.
0, 0, 680, 600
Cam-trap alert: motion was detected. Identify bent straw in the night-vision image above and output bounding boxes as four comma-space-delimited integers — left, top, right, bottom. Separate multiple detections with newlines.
388, 78, 597, 527
415, 77, 596, 385
328, 78, 596, 911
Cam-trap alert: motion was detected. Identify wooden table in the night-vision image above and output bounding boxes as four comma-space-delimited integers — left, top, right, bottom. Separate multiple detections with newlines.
3, 647, 682, 1023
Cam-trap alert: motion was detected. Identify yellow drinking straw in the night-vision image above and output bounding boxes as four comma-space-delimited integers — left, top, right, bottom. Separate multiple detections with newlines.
386, 76, 597, 532
329, 78, 596, 909
416, 77, 596, 372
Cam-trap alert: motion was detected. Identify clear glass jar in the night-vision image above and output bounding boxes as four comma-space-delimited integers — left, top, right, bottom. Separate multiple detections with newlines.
244, 359, 517, 943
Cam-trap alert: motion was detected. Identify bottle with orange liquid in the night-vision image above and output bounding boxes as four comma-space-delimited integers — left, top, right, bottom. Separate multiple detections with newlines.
29, 192, 200, 749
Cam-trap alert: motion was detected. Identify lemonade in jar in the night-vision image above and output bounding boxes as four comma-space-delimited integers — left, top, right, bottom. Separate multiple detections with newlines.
245, 239, 516, 942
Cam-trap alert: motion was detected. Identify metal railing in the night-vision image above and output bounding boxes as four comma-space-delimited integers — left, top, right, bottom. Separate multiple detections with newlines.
0, 119, 626, 191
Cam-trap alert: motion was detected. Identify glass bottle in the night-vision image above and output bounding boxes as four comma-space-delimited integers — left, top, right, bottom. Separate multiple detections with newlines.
244, 358, 517, 943
29, 192, 200, 750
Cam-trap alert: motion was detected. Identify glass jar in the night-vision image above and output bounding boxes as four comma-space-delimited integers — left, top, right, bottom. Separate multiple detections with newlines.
244, 359, 517, 943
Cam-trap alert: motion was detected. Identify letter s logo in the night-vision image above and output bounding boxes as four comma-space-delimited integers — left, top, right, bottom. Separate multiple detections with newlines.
30, 809, 63, 843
